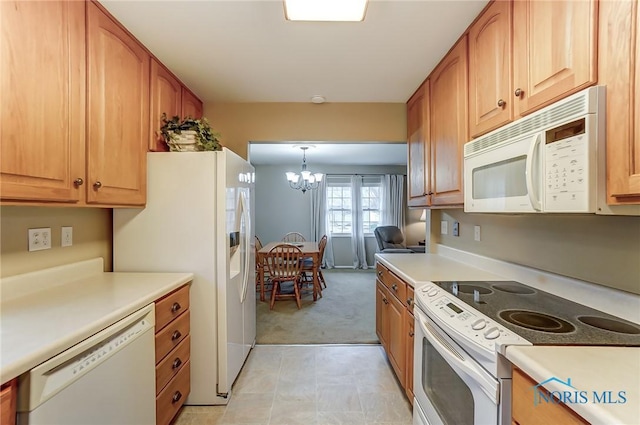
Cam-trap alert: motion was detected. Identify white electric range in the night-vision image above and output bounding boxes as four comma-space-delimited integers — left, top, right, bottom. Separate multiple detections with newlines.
412, 279, 640, 425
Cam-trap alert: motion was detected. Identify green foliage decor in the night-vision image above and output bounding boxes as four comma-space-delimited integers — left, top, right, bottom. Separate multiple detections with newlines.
160, 113, 222, 151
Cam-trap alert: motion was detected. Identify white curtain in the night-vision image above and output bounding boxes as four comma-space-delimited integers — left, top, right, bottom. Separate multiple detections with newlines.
311, 179, 334, 268
351, 175, 369, 269
382, 174, 405, 229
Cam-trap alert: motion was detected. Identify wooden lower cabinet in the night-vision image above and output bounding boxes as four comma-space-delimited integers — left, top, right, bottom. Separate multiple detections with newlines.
0, 380, 17, 425
155, 284, 191, 425
512, 368, 588, 425
375, 263, 414, 400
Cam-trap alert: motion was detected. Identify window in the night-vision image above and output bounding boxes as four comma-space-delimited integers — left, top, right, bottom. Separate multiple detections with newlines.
327, 176, 382, 235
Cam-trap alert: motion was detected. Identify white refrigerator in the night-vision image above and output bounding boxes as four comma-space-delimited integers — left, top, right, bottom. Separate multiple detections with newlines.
113, 149, 256, 405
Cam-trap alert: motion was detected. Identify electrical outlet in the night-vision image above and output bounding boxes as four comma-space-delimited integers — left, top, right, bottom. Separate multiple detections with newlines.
474, 225, 481, 242
61, 226, 73, 247
28, 228, 52, 252
452, 221, 460, 237
441, 221, 448, 235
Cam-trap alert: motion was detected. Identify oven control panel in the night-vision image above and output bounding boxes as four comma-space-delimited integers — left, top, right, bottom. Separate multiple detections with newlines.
415, 283, 531, 354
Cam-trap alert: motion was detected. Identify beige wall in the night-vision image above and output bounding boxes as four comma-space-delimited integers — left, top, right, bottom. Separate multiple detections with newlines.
432, 209, 640, 295
204, 102, 407, 158
0, 207, 112, 277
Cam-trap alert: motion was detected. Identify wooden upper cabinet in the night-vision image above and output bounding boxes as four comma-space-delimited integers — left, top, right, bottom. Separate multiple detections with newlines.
599, 0, 640, 203
0, 1, 85, 203
468, 0, 513, 138
429, 36, 468, 206
513, 0, 597, 116
181, 87, 203, 119
87, 2, 149, 206
407, 81, 430, 207
150, 59, 182, 152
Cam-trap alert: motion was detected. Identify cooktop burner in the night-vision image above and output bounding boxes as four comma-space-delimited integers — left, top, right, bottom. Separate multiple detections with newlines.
499, 310, 575, 333
456, 284, 492, 295
430, 280, 640, 346
492, 283, 536, 295
578, 316, 640, 335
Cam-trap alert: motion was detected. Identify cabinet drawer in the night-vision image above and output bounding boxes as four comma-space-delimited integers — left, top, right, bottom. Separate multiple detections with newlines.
155, 285, 190, 332
377, 264, 407, 306
1, 380, 17, 425
156, 335, 190, 394
155, 310, 190, 363
512, 368, 588, 425
156, 360, 190, 425
406, 286, 415, 314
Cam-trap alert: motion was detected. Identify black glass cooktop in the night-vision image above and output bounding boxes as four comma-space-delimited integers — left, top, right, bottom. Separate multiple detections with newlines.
431, 280, 640, 346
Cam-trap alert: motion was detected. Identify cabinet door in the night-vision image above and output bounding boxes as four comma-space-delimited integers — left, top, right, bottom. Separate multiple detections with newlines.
468, 0, 513, 138
375, 280, 388, 349
387, 292, 406, 388
599, 0, 640, 203
513, 0, 597, 116
150, 59, 182, 152
405, 312, 414, 403
407, 82, 430, 207
87, 2, 149, 206
181, 87, 203, 119
429, 36, 468, 206
0, 1, 85, 203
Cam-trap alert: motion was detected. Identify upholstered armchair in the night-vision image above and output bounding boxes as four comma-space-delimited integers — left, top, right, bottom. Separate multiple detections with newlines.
374, 226, 425, 253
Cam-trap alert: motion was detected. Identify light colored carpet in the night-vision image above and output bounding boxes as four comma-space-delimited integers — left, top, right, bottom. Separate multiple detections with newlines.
256, 269, 379, 344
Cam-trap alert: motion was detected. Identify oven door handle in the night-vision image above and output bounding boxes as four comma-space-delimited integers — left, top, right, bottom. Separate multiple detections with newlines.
416, 309, 499, 403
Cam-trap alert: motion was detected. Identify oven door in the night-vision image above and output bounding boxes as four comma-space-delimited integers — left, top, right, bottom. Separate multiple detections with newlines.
464, 132, 543, 213
413, 308, 499, 425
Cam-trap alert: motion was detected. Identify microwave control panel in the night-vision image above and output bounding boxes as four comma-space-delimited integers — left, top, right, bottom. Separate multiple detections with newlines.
544, 117, 595, 212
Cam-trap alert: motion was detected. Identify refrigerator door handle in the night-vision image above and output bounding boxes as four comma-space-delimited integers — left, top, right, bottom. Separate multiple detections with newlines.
239, 192, 251, 303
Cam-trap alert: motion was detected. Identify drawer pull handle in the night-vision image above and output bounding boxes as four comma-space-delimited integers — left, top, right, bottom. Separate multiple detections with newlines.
383, 298, 389, 305
172, 391, 182, 403
407, 297, 413, 306
171, 330, 182, 341
172, 358, 182, 369
74, 177, 84, 186
514, 88, 523, 97
409, 330, 415, 337
391, 284, 398, 291
377, 271, 382, 276
93, 181, 102, 189
171, 302, 181, 313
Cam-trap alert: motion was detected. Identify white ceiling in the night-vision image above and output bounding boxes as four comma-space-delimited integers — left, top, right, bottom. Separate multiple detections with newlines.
249, 142, 407, 165
98, 0, 489, 103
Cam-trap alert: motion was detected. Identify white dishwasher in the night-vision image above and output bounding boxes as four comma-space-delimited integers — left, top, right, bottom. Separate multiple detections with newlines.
17, 304, 156, 425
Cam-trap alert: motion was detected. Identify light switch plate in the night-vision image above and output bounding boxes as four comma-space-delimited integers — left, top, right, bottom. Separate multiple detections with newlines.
441, 221, 448, 235
28, 228, 52, 251
452, 221, 459, 237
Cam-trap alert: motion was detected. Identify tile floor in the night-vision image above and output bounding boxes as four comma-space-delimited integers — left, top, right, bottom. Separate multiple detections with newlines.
173, 344, 413, 425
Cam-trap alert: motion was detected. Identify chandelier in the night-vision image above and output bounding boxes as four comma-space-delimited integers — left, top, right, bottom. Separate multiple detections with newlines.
285, 146, 324, 193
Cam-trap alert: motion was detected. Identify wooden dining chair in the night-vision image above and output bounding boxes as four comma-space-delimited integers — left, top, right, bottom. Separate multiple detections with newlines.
282, 232, 306, 243
301, 235, 328, 291
255, 236, 271, 301
265, 243, 305, 309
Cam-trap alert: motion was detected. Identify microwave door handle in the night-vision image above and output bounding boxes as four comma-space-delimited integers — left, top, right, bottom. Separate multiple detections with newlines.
416, 310, 499, 403
525, 133, 542, 211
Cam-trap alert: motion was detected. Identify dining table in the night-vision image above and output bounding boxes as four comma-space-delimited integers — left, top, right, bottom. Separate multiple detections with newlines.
256, 241, 322, 303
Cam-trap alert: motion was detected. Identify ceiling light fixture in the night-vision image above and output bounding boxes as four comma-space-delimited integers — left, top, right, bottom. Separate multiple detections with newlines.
284, 0, 368, 22
285, 146, 324, 194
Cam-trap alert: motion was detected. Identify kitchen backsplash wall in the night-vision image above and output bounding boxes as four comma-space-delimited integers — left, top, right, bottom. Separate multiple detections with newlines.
206, 102, 406, 159
0, 207, 112, 277
432, 209, 640, 295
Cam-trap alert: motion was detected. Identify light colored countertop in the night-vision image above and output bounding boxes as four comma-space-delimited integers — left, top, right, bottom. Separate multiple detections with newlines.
506, 346, 640, 425
0, 259, 193, 383
377, 248, 640, 425
375, 252, 507, 289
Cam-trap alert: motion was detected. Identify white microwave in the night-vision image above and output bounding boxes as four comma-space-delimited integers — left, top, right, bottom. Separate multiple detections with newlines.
464, 86, 604, 213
